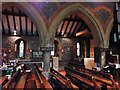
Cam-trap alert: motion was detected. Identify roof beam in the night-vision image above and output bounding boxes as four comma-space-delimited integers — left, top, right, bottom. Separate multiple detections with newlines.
63, 15, 72, 37
25, 16, 28, 35
2, 20, 5, 35
12, 7, 16, 30
31, 21, 33, 35
58, 20, 65, 37
71, 20, 80, 37
19, 10, 22, 35
75, 22, 85, 34
5, 9, 11, 34
72, 22, 83, 37
76, 29, 88, 36
67, 15, 77, 37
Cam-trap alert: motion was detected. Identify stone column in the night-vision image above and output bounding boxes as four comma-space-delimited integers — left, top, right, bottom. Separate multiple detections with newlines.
99, 48, 108, 69
40, 45, 53, 79
94, 47, 108, 69
43, 51, 51, 72
100, 50, 106, 68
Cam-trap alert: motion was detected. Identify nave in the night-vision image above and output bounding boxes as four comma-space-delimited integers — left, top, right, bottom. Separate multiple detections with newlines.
1, 1, 120, 90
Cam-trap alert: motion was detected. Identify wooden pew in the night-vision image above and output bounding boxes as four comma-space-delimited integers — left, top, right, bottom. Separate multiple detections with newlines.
65, 66, 100, 90
0, 76, 8, 88
39, 72, 53, 89
49, 68, 78, 89
35, 64, 53, 89
3, 69, 21, 89
80, 68, 120, 90
33, 66, 53, 89
15, 74, 27, 89
3, 69, 27, 89
32, 67, 44, 88
80, 68, 119, 88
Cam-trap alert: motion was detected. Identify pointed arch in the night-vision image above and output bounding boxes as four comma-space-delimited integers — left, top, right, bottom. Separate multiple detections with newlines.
47, 3, 105, 47
105, 18, 113, 47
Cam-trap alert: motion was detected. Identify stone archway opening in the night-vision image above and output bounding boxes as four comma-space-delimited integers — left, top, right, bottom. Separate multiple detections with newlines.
47, 3, 105, 70
48, 3, 105, 48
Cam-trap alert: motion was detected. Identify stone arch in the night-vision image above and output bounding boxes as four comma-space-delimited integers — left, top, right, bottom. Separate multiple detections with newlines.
105, 18, 113, 48
47, 3, 105, 47
2, 2, 47, 43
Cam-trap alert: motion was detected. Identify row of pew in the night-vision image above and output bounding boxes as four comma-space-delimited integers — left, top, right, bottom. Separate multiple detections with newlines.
63, 60, 120, 90
0, 59, 120, 90
48, 66, 119, 89
0, 64, 53, 90
49, 68, 78, 89
48, 59, 120, 90
0, 76, 8, 89
65, 66, 120, 90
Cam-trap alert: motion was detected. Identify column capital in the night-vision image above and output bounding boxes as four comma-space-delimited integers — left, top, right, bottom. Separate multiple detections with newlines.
40, 46, 54, 52
94, 47, 109, 52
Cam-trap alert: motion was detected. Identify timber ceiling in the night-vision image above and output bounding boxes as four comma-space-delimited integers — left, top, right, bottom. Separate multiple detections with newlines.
1, 6, 92, 38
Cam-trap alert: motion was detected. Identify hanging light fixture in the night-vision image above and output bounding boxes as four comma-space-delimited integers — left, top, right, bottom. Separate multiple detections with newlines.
13, 30, 17, 35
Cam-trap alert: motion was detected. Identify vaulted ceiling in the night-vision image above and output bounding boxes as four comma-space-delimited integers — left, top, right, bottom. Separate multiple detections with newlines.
1, 6, 92, 38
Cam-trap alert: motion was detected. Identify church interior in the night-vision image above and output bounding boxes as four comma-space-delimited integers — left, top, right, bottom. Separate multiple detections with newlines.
0, 1, 120, 90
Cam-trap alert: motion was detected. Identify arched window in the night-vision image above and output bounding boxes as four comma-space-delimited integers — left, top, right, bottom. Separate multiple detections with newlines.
77, 42, 81, 57
19, 41, 24, 58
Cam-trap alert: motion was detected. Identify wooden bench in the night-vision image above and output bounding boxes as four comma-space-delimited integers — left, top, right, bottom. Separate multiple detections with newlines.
32, 67, 44, 88
65, 66, 100, 90
49, 68, 78, 89
39, 72, 53, 89
35, 65, 53, 89
3, 69, 21, 89
33, 66, 53, 89
80, 68, 120, 90
0, 76, 8, 88
15, 74, 27, 89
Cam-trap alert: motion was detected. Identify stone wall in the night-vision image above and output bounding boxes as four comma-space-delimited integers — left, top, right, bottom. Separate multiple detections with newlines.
2, 35, 41, 60
2, 35, 94, 70
55, 37, 93, 70
31, 2, 114, 32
